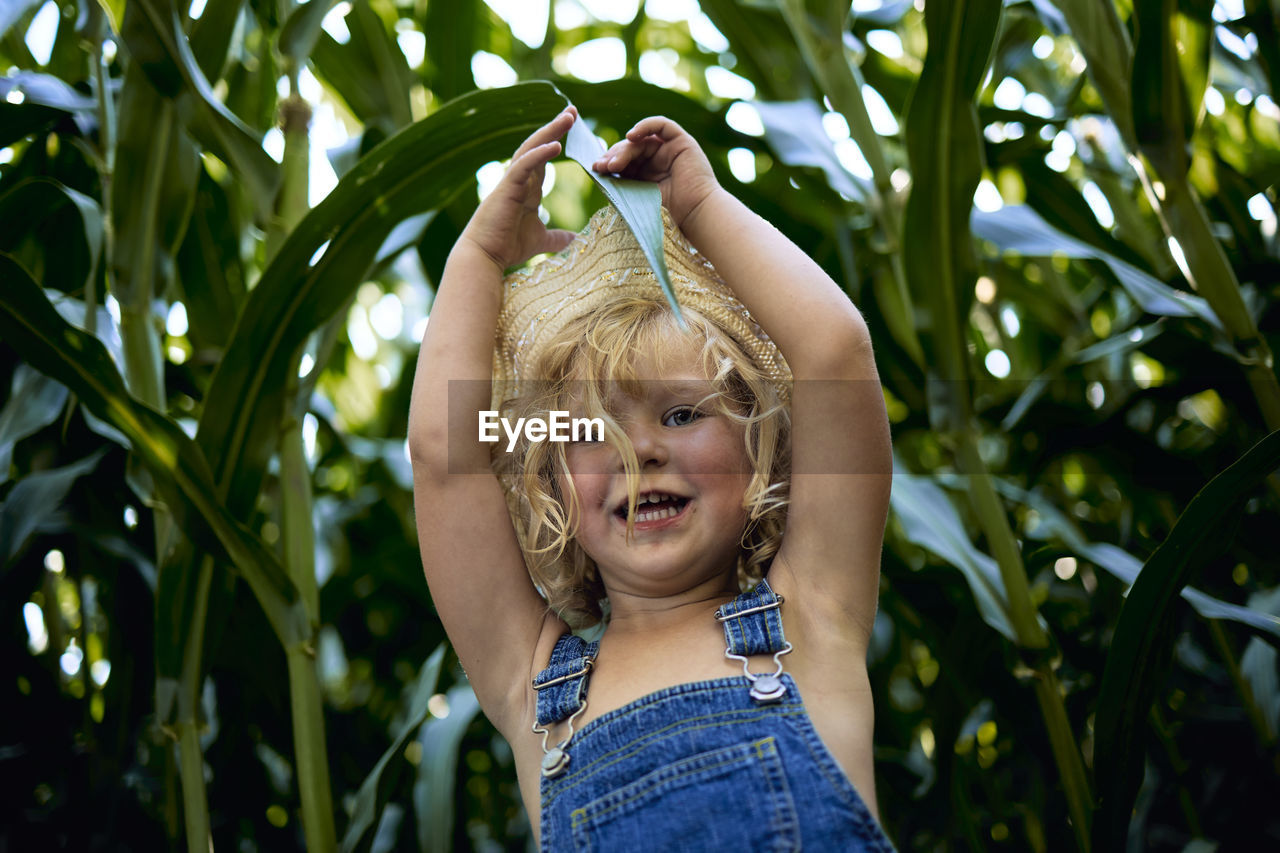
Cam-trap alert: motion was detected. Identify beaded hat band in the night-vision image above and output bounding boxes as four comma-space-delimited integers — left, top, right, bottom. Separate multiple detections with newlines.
492, 205, 791, 401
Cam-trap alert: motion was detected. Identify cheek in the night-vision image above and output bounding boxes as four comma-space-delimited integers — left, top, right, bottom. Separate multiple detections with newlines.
691, 423, 752, 476
558, 457, 609, 512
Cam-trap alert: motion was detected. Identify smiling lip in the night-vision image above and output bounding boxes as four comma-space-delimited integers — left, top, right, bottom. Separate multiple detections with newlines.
613, 492, 692, 532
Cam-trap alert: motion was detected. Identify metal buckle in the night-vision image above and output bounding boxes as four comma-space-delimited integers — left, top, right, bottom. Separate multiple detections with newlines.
531, 655, 595, 779
714, 595, 785, 623
725, 642, 794, 704
531, 658, 594, 690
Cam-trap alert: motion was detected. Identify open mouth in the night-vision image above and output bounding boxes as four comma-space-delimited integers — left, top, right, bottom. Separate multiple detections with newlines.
614, 491, 691, 523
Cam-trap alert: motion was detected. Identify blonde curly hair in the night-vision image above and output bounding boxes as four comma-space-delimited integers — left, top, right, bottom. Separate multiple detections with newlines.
491, 293, 791, 628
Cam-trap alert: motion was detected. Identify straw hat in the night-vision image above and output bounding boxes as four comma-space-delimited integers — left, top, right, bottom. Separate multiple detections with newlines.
492, 205, 791, 401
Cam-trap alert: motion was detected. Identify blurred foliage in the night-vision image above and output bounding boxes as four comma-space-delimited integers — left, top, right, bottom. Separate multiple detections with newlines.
2, 0, 1279, 850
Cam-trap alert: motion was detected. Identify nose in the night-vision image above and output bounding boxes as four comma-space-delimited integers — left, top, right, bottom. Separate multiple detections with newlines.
623, 420, 668, 469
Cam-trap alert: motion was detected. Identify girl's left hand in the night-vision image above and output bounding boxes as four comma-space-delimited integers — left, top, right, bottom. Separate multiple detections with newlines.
591, 116, 721, 228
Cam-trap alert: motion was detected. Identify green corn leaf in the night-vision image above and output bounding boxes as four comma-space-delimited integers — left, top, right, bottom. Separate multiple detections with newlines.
972, 205, 1220, 328
423, 0, 478, 100
902, 0, 1003, 430
0, 70, 97, 112
0, 0, 41, 41
196, 82, 571, 520
754, 99, 870, 202
279, 0, 342, 63
889, 463, 1017, 642
175, 168, 247, 350
119, 0, 279, 217
1092, 428, 1280, 849
415, 683, 484, 853
309, 0, 414, 133
187, 0, 244, 83
562, 114, 683, 327
341, 643, 447, 853
1130, 0, 1213, 176
0, 365, 70, 485
0, 255, 309, 650
0, 450, 104, 568
978, 476, 1280, 645
1041, 0, 1136, 147
0, 177, 103, 304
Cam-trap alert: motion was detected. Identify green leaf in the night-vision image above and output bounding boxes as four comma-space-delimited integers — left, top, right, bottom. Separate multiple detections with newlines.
889, 462, 1017, 642
110, 62, 198, 313
95, 0, 126, 35
971, 205, 1222, 328
0, 0, 42, 41
1042, 0, 1136, 147
279, 0, 341, 63
985, 477, 1280, 644
0, 450, 105, 568
175, 168, 247, 350
119, 0, 279, 217
414, 683, 484, 853
1092, 428, 1280, 850
0, 177, 104, 300
423, 0, 477, 100
196, 82, 572, 520
0, 365, 70, 485
1132, 0, 1191, 175
754, 100, 870, 202
187, 0, 243, 82
309, 0, 414, 133
902, 0, 1003, 429
340, 643, 447, 853
0, 255, 308, 649
1241, 586, 1280, 738
562, 115, 682, 326
0, 71, 97, 112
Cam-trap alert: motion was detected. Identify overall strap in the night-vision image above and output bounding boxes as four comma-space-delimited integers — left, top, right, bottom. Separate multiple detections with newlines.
715, 576, 788, 656
533, 633, 599, 727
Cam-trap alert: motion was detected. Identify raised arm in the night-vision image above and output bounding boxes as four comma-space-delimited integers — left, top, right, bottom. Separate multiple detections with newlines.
409, 107, 578, 731
594, 118, 892, 642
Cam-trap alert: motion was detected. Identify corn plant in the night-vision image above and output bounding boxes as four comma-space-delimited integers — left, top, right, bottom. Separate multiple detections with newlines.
3, 0, 1278, 850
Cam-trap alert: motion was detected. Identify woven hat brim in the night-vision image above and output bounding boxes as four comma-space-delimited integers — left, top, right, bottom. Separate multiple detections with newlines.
492, 206, 791, 404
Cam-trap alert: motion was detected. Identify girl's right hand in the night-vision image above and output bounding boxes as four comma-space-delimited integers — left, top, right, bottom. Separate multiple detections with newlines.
459, 106, 579, 272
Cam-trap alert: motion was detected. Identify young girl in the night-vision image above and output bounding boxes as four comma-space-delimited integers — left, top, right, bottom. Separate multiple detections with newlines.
410, 106, 894, 849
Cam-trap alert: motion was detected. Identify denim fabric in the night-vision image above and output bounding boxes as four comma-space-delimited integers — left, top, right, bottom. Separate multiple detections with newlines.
715, 576, 788, 658
535, 580, 896, 852
534, 634, 600, 727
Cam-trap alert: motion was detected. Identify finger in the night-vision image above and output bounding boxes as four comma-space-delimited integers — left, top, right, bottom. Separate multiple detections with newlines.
540, 228, 578, 255
509, 141, 561, 176
593, 138, 643, 173
626, 116, 685, 142
502, 141, 561, 196
512, 106, 577, 161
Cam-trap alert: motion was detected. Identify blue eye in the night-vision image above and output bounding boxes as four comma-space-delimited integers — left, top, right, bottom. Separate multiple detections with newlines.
663, 407, 701, 427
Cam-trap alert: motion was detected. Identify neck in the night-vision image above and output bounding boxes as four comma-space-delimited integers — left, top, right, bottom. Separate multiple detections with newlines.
602, 572, 739, 636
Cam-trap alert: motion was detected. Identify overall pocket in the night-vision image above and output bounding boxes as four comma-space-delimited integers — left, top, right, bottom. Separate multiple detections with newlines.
568, 737, 799, 853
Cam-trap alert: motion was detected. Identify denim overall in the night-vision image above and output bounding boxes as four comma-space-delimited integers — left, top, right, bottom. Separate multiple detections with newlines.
533, 578, 896, 851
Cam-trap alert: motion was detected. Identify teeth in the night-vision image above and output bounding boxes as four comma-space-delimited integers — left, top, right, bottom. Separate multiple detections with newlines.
635, 504, 681, 521
617, 492, 686, 519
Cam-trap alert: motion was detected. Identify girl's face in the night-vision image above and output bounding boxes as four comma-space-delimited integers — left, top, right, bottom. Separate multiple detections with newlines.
558, 338, 752, 601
